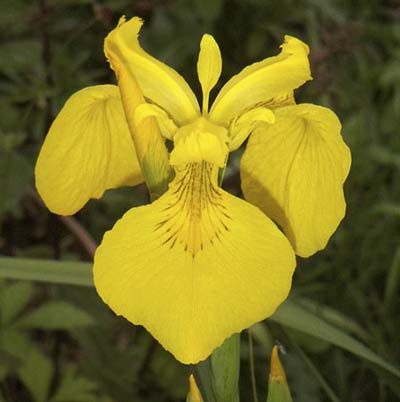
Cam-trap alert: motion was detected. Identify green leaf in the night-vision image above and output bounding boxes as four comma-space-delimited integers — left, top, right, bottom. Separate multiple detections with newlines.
266, 374, 293, 402
0, 327, 33, 360
270, 299, 400, 378
210, 334, 240, 402
194, 360, 217, 402
15, 301, 94, 330
0, 257, 93, 287
287, 334, 340, 402
0, 40, 41, 75
0, 281, 35, 325
18, 347, 53, 402
0, 152, 32, 216
384, 247, 400, 310
194, 336, 242, 402
291, 298, 368, 341
149, 348, 188, 400
50, 366, 98, 402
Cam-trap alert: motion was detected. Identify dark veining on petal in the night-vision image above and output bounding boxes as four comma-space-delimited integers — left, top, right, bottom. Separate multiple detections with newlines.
155, 161, 232, 257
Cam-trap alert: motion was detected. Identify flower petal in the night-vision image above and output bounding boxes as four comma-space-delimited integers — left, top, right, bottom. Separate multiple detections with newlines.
228, 107, 275, 151
170, 118, 229, 167
197, 34, 222, 114
241, 104, 351, 257
109, 51, 172, 200
94, 163, 295, 364
35, 85, 142, 215
105, 16, 200, 125
134, 103, 178, 140
209, 36, 311, 125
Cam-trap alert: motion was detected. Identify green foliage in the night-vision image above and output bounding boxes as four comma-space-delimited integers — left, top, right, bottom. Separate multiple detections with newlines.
15, 301, 94, 330
1, 0, 400, 401
271, 299, 400, 377
18, 347, 53, 402
210, 335, 240, 402
0, 278, 102, 401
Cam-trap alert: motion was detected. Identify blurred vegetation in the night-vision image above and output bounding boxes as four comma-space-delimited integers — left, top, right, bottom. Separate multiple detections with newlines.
0, 0, 400, 401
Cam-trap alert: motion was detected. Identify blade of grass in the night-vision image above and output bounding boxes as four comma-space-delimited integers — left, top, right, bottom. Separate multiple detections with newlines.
0, 256, 92, 287
270, 299, 400, 378
286, 331, 340, 402
384, 247, 400, 311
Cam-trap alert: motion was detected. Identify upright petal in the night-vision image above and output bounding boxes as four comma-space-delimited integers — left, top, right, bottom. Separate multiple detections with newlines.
94, 163, 295, 364
209, 36, 311, 125
197, 34, 222, 114
228, 107, 275, 151
169, 117, 229, 167
105, 16, 200, 125
241, 104, 351, 257
35, 85, 142, 215
113, 61, 172, 200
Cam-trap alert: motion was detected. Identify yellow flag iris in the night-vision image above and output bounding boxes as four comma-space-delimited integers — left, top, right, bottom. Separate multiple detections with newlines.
35, 16, 351, 364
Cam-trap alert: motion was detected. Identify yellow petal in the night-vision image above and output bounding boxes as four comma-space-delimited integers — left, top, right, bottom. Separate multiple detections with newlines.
170, 117, 229, 167
134, 103, 178, 140
241, 104, 351, 257
197, 34, 222, 114
264, 91, 296, 109
229, 107, 275, 151
94, 162, 296, 364
35, 85, 142, 215
210, 36, 311, 125
105, 16, 200, 125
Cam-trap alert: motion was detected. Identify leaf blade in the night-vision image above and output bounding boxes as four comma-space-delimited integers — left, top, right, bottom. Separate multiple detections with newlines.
0, 257, 93, 287
15, 301, 94, 330
270, 299, 400, 378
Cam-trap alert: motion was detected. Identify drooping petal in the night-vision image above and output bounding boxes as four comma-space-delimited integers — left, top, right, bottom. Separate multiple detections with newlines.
240, 104, 351, 258
105, 16, 200, 125
94, 163, 296, 364
209, 36, 311, 125
197, 34, 222, 114
35, 85, 142, 216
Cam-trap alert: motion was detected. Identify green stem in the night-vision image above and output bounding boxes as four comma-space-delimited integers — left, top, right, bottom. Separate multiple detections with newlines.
248, 331, 259, 402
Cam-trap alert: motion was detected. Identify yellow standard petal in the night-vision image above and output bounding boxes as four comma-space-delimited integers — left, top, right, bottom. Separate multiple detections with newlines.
197, 34, 222, 114
241, 103, 351, 257
105, 23, 172, 199
35, 85, 142, 215
209, 36, 311, 125
228, 107, 275, 151
105, 16, 200, 125
94, 161, 296, 364
170, 117, 229, 167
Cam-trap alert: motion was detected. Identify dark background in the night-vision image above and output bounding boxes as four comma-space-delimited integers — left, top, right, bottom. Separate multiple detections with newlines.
0, 0, 400, 401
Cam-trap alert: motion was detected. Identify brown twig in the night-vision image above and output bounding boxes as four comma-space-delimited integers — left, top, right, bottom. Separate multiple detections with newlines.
28, 188, 97, 259
57, 215, 97, 258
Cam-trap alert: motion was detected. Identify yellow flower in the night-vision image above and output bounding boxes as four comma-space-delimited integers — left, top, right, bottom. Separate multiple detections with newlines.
35, 17, 351, 364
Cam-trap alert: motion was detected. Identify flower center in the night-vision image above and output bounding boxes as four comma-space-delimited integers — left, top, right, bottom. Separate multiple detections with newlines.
170, 117, 229, 167
154, 162, 231, 257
